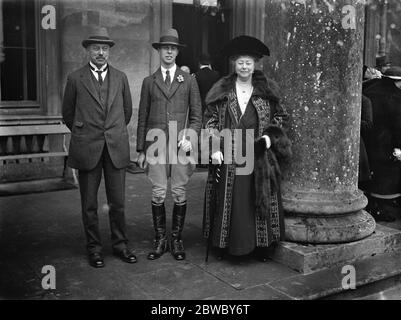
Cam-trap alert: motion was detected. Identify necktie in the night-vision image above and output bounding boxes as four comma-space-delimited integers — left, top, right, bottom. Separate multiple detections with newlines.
96, 70, 103, 86
165, 69, 171, 88
89, 64, 107, 86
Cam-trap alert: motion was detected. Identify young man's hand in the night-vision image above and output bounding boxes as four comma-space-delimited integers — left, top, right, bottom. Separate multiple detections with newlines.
137, 152, 148, 169
178, 139, 192, 152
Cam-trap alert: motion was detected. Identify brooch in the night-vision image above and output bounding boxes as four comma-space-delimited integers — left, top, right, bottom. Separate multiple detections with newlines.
177, 75, 184, 83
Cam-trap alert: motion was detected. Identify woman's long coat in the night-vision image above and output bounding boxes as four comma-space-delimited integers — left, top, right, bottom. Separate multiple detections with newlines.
202, 70, 292, 249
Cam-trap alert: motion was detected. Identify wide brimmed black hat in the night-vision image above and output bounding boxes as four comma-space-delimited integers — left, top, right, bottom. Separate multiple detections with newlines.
382, 66, 401, 80
221, 35, 270, 59
152, 28, 186, 49
82, 26, 115, 48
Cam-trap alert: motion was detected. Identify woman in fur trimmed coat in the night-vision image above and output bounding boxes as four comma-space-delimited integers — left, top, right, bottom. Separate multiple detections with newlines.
202, 36, 292, 261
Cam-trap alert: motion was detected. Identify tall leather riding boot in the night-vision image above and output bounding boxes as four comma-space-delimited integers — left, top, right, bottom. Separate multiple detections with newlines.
147, 202, 168, 260
171, 201, 187, 260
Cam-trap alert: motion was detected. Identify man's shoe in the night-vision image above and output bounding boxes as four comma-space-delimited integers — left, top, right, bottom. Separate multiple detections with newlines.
88, 252, 105, 268
147, 237, 168, 260
170, 238, 185, 260
113, 248, 137, 263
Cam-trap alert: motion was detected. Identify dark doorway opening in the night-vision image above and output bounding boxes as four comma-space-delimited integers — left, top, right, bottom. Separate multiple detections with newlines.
172, 2, 231, 77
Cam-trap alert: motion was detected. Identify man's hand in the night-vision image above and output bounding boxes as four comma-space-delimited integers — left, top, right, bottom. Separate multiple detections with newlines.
211, 151, 224, 165
178, 139, 192, 152
137, 152, 147, 169
262, 135, 271, 149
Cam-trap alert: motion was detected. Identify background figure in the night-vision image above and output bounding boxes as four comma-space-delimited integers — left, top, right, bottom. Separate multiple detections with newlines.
62, 27, 137, 268
358, 94, 373, 191
180, 65, 191, 73
364, 66, 401, 222
137, 28, 202, 261
194, 53, 220, 121
376, 55, 391, 74
202, 36, 291, 262
362, 65, 382, 91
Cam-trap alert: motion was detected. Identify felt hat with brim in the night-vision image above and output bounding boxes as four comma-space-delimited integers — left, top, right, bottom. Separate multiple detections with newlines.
82, 26, 115, 48
376, 55, 391, 68
152, 28, 186, 49
221, 35, 270, 59
383, 66, 401, 80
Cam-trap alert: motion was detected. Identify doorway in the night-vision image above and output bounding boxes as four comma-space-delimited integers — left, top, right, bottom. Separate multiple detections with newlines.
172, 1, 231, 76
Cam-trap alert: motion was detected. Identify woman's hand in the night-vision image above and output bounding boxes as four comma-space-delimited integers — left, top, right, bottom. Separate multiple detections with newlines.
211, 151, 224, 165
393, 148, 401, 161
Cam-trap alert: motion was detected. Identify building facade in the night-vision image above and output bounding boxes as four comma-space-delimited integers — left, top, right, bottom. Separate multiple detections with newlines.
0, 0, 395, 188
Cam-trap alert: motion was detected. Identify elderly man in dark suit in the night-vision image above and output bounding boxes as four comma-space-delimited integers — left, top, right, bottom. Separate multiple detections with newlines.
137, 28, 202, 261
62, 26, 136, 268
194, 53, 220, 119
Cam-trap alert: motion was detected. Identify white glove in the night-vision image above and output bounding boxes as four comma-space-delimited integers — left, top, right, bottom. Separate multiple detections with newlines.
211, 151, 224, 165
262, 135, 271, 149
137, 152, 147, 169
178, 139, 192, 152
393, 148, 401, 161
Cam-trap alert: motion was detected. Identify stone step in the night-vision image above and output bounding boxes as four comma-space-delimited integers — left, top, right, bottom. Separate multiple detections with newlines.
323, 273, 401, 300
269, 224, 401, 274
267, 248, 401, 300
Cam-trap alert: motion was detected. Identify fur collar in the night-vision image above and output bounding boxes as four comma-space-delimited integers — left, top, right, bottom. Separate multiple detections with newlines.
205, 70, 280, 105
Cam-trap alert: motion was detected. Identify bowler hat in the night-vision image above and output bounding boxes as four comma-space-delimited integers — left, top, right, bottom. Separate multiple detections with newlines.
199, 53, 212, 65
152, 28, 186, 49
376, 55, 391, 68
221, 35, 270, 59
383, 66, 401, 80
82, 26, 115, 48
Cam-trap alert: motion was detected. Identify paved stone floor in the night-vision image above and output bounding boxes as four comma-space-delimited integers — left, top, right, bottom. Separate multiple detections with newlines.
1, 170, 401, 300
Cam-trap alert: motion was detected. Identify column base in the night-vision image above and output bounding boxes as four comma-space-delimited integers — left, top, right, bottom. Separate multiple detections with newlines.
270, 224, 401, 275
284, 210, 376, 243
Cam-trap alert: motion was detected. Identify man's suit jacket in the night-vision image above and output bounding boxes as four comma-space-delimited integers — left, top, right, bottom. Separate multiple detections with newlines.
62, 64, 132, 171
194, 67, 220, 113
136, 67, 202, 153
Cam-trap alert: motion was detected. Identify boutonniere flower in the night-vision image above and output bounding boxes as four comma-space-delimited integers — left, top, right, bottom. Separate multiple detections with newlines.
177, 75, 184, 83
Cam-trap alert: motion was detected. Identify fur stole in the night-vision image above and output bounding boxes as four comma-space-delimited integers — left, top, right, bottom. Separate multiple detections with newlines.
254, 125, 292, 218
205, 70, 281, 105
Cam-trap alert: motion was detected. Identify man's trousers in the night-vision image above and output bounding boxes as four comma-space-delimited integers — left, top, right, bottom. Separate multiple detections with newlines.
78, 145, 128, 254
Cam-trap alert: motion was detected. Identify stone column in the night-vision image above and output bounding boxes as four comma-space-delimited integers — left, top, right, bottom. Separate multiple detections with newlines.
264, 0, 375, 243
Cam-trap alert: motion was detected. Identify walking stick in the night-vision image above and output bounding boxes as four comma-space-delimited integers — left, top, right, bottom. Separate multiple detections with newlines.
180, 106, 190, 150
205, 163, 221, 263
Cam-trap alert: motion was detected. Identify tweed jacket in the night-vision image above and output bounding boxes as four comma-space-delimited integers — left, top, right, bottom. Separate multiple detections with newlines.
136, 67, 202, 153
62, 64, 132, 170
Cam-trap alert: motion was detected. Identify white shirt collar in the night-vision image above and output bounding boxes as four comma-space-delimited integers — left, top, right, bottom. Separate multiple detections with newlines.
200, 65, 211, 70
89, 61, 108, 72
161, 64, 177, 80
